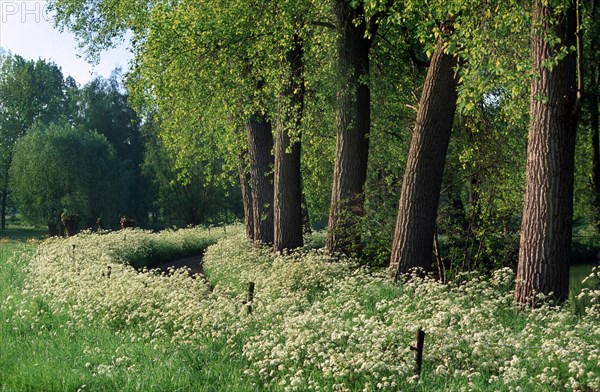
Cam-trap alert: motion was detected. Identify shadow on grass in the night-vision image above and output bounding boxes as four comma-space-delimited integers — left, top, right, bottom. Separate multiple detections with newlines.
0, 226, 47, 242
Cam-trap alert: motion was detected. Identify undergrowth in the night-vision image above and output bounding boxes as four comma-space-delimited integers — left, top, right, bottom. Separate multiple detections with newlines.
1, 226, 599, 391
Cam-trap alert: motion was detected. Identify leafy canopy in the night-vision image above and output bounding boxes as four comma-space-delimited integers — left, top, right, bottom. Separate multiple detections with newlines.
10, 122, 123, 226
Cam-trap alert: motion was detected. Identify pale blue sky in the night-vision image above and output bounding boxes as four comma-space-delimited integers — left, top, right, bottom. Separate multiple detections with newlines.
0, 0, 132, 85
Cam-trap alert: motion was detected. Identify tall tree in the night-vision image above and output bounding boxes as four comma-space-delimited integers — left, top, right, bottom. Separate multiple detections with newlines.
587, 0, 600, 231
10, 122, 122, 235
246, 110, 275, 245
274, 32, 305, 252
326, 0, 379, 256
0, 55, 67, 229
514, 0, 578, 304
74, 74, 149, 220
389, 33, 460, 278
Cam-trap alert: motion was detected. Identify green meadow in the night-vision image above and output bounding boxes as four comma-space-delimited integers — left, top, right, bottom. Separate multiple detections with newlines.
1, 226, 598, 391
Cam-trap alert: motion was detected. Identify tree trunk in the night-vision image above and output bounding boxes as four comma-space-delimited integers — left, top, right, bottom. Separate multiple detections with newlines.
514, 1, 577, 305
590, 53, 600, 232
274, 33, 305, 253
62, 219, 80, 237
464, 176, 481, 268
326, 0, 375, 256
1, 189, 7, 230
302, 189, 312, 235
390, 38, 459, 279
237, 149, 254, 240
48, 222, 59, 237
246, 113, 274, 245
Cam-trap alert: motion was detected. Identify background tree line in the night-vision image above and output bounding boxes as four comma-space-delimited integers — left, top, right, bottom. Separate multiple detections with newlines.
0, 52, 241, 233
7, 0, 600, 304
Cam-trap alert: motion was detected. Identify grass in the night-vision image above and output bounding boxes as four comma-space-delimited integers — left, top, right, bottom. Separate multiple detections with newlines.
0, 228, 255, 392
1, 227, 599, 391
0, 225, 47, 241
1, 315, 254, 391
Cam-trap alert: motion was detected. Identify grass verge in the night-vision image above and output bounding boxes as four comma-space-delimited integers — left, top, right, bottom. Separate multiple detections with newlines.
2, 226, 599, 391
0, 228, 255, 392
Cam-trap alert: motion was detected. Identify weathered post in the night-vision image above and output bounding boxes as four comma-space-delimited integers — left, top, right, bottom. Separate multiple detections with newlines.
246, 281, 255, 315
410, 328, 425, 376
96, 217, 104, 233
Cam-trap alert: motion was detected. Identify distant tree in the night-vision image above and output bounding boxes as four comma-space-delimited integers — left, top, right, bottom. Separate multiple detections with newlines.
74, 73, 149, 222
0, 55, 67, 229
9, 122, 122, 235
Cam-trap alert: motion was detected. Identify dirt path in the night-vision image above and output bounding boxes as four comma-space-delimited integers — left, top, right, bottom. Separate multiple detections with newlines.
153, 254, 204, 276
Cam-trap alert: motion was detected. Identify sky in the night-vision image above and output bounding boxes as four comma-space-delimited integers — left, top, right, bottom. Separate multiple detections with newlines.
0, 0, 132, 85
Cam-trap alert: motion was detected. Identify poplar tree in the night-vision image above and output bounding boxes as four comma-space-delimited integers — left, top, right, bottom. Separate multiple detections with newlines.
514, 0, 579, 304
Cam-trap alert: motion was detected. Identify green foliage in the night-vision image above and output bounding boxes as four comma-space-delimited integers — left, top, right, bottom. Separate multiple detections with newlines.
48, 0, 335, 228
9, 122, 123, 229
572, 224, 600, 264
141, 115, 242, 227
0, 55, 70, 226
0, 55, 67, 132
574, 103, 597, 224
435, 107, 527, 274
73, 73, 152, 222
45, 0, 599, 273
108, 227, 221, 269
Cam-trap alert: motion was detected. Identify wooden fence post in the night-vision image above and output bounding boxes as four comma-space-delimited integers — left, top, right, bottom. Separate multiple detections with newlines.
411, 328, 425, 376
246, 281, 255, 314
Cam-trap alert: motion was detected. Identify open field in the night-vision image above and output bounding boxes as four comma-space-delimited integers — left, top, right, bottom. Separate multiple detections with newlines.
1, 226, 599, 391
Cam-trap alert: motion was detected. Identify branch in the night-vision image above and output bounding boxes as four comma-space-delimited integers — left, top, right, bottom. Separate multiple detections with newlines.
367, 11, 385, 45
400, 27, 430, 68
407, 46, 430, 68
311, 20, 336, 30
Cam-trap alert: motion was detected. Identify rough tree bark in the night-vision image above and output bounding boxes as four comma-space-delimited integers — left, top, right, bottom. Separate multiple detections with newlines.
589, 0, 600, 232
237, 149, 254, 240
274, 33, 305, 253
246, 113, 274, 245
591, 65, 600, 232
514, 1, 578, 305
326, 0, 376, 256
1, 189, 7, 230
390, 37, 459, 279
